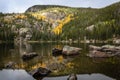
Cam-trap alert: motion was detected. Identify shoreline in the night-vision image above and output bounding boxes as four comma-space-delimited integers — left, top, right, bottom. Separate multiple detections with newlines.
0, 39, 119, 44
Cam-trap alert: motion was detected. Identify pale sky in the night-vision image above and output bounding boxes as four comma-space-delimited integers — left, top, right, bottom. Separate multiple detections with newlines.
0, 0, 120, 13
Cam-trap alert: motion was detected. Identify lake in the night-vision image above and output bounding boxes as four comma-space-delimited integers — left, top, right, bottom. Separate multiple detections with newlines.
0, 42, 120, 80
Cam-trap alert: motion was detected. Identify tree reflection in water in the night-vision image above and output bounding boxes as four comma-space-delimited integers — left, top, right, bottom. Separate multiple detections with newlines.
0, 43, 119, 80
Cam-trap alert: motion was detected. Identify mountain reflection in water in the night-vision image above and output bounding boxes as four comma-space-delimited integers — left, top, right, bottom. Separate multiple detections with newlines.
0, 43, 120, 80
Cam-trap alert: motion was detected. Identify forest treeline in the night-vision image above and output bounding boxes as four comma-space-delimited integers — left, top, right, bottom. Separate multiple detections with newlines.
0, 2, 120, 41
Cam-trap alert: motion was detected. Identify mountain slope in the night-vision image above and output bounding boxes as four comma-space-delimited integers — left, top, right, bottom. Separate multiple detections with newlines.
0, 2, 120, 42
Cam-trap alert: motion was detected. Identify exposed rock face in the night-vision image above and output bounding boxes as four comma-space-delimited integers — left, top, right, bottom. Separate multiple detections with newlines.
14, 27, 33, 44
19, 28, 33, 41
26, 5, 68, 12
42, 12, 66, 21
62, 46, 82, 56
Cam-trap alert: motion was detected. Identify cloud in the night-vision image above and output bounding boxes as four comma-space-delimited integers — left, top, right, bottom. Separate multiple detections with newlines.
0, 0, 120, 13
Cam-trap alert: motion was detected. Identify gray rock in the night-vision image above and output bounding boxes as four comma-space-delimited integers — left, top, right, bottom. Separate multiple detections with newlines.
89, 45, 101, 50
62, 45, 82, 56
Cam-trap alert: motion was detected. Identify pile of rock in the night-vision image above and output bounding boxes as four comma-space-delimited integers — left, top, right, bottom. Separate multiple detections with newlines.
87, 45, 120, 58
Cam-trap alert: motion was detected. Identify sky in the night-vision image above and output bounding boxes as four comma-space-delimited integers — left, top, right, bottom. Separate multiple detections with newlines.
0, 0, 120, 13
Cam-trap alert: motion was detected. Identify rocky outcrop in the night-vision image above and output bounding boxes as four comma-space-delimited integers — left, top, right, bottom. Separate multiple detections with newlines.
62, 46, 82, 56
19, 28, 33, 41
26, 5, 68, 12
87, 45, 120, 58
29, 67, 51, 80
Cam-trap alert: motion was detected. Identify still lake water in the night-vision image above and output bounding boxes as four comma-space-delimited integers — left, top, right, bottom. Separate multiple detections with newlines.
0, 42, 120, 80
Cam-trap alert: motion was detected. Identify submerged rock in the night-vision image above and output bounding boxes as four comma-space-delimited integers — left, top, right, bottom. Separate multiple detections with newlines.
47, 63, 65, 72
29, 67, 51, 80
62, 46, 82, 56
52, 48, 62, 56
22, 52, 38, 60
87, 50, 115, 58
67, 73, 77, 80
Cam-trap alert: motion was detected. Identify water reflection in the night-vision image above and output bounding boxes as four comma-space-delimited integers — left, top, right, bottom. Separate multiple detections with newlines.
0, 69, 115, 80
0, 43, 120, 80
0, 69, 34, 80
44, 74, 115, 80
19, 42, 34, 55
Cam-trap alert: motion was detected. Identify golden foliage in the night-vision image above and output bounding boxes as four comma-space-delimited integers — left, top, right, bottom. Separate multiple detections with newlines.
31, 13, 46, 20
54, 45, 62, 49
15, 14, 27, 19
4, 18, 12, 23
66, 62, 74, 68
57, 56, 64, 63
31, 63, 47, 70
53, 14, 74, 35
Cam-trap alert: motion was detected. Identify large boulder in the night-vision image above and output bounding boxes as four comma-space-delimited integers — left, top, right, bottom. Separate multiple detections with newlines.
29, 67, 51, 80
62, 46, 82, 56
22, 52, 38, 60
